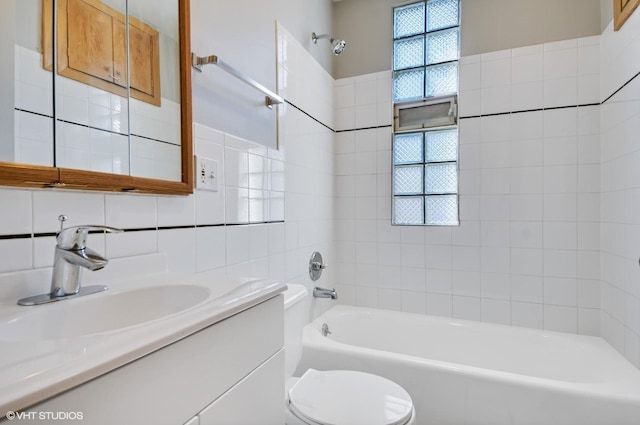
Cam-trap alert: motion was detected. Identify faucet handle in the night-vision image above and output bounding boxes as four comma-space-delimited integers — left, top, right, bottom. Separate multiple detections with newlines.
310, 261, 326, 271
57, 225, 123, 250
58, 214, 67, 232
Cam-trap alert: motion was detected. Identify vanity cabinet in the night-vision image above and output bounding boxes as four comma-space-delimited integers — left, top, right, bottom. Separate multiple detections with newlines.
197, 351, 284, 425
28, 295, 284, 425
43, 0, 161, 106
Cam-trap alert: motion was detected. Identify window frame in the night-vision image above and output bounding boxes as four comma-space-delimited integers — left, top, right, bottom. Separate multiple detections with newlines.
391, 0, 460, 226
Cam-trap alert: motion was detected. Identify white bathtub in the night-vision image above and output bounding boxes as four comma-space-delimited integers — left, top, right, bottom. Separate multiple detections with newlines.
296, 305, 640, 425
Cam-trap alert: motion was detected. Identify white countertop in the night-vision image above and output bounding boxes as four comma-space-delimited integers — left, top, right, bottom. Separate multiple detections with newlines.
0, 272, 286, 414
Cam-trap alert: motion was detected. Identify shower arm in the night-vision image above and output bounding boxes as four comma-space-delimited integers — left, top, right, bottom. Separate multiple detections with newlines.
312, 32, 332, 43
311, 32, 346, 55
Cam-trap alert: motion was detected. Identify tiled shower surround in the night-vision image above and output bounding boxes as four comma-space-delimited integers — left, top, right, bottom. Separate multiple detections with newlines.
333, 11, 640, 368
1, 11, 640, 372
333, 36, 602, 335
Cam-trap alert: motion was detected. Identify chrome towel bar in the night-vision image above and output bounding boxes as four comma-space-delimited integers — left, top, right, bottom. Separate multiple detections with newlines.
191, 52, 284, 109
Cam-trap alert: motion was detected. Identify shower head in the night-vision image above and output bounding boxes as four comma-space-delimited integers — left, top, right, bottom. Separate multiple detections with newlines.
332, 38, 347, 55
311, 32, 347, 55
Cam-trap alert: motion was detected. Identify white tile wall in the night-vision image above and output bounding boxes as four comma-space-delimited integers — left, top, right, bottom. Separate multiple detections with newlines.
13, 44, 181, 180
600, 10, 640, 368
14, 111, 53, 166
277, 23, 334, 130
14, 46, 53, 117
334, 34, 602, 337
130, 135, 180, 181
459, 37, 600, 117
334, 71, 392, 131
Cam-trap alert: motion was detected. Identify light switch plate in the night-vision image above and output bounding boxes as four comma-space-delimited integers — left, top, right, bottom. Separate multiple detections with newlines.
194, 155, 218, 191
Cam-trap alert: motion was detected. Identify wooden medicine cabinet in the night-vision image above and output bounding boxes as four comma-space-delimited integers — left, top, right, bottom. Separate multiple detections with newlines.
0, 0, 192, 195
43, 0, 161, 106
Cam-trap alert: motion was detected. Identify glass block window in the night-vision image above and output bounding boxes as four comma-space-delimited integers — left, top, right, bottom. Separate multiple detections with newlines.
393, 0, 459, 102
392, 0, 459, 226
392, 129, 458, 225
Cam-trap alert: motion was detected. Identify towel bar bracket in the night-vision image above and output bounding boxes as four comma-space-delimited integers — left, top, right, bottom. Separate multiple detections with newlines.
192, 53, 218, 72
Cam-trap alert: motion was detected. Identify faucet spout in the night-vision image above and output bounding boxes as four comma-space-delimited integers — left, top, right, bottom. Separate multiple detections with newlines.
313, 286, 338, 300
17, 217, 123, 306
49, 224, 122, 297
57, 247, 108, 271
50, 247, 110, 297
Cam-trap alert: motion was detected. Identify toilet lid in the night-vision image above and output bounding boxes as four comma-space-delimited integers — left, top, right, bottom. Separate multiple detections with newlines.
288, 369, 413, 425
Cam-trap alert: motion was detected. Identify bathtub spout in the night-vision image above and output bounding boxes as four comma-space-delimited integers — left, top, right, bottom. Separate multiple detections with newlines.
314, 287, 338, 300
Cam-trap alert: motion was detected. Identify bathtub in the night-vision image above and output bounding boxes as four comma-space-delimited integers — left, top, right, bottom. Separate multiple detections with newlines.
296, 305, 640, 425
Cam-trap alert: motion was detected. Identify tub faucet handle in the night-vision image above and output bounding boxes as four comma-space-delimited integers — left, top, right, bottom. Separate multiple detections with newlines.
311, 261, 326, 271
309, 251, 327, 281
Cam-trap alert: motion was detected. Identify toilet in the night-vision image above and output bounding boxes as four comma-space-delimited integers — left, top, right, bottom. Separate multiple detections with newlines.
284, 284, 416, 425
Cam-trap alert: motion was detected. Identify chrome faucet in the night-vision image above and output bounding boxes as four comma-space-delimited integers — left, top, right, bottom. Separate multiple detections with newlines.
313, 286, 338, 300
18, 215, 122, 306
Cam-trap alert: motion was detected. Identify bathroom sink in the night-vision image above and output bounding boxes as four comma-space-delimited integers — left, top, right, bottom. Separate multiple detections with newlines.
0, 285, 210, 341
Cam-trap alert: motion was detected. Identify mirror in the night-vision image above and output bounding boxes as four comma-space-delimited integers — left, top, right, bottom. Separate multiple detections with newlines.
0, 0, 192, 194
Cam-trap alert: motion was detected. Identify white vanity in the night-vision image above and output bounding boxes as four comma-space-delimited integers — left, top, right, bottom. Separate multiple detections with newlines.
0, 272, 286, 424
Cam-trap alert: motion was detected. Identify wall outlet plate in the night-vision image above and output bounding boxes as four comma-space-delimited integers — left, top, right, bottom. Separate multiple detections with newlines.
194, 155, 218, 191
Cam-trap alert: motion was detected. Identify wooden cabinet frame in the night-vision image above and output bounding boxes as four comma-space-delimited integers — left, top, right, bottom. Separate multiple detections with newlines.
614, 0, 640, 30
0, 0, 192, 195
43, 0, 161, 106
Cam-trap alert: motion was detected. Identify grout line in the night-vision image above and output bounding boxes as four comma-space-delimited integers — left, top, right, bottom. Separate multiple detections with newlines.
0, 234, 32, 240
0, 221, 286, 240
14, 109, 179, 146
284, 99, 392, 134
55, 119, 129, 137
336, 124, 393, 133
601, 69, 640, 104
14, 108, 52, 119
284, 99, 334, 132
459, 67, 639, 121
459, 103, 601, 120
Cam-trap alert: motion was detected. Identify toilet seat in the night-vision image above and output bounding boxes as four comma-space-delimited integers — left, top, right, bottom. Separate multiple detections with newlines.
288, 369, 414, 425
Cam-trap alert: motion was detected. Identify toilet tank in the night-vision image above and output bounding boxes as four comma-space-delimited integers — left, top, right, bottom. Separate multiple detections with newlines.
283, 284, 308, 379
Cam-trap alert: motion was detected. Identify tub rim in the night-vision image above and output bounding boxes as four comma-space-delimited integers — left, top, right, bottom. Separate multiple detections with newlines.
302, 304, 640, 405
